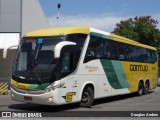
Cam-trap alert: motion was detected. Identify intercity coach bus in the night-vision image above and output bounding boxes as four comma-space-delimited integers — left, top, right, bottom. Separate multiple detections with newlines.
10, 26, 158, 107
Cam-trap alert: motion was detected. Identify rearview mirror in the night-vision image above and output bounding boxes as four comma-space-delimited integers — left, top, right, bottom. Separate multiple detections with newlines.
54, 41, 76, 58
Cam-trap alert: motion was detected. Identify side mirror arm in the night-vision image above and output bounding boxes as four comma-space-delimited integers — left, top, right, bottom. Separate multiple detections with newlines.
54, 41, 76, 58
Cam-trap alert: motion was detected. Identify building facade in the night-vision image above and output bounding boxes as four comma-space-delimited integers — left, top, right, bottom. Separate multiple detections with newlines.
0, 0, 49, 81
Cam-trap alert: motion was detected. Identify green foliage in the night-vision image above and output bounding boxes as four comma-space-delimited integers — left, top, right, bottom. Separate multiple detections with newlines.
112, 16, 160, 47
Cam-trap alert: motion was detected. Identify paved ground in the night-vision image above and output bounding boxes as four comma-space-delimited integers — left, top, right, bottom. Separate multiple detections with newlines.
0, 86, 160, 119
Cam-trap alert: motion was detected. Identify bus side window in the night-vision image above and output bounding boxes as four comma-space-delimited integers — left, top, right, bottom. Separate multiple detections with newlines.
139, 48, 146, 62
84, 35, 103, 63
117, 42, 125, 60
150, 50, 157, 63
104, 40, 118, 60
60, 46, 81, 78
104, 41, 110, 59
61, 52, 70, 74
129, 46, 139, 62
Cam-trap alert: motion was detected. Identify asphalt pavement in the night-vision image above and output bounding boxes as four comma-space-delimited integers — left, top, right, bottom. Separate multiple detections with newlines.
0, 86, 160, 119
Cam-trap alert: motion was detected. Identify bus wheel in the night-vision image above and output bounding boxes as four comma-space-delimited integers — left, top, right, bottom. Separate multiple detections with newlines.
144, 81, 149, 94
137, 82, 144, 96
80, 87, 94, 107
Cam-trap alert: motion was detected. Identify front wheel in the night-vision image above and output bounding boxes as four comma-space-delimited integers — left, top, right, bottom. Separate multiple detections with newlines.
80, 87, 94, 107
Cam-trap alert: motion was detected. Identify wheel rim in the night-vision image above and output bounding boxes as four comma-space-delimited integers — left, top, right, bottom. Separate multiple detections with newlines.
139, 85, 143, 95
82, 92, 90, 103
145, 83, 149, 91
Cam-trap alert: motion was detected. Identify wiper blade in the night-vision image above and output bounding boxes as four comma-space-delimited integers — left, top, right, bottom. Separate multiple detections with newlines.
28, 43, 42, 84
31, 60, 42, 84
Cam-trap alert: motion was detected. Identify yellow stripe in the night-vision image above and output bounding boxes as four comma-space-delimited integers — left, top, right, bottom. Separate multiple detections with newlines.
0, 83, 7, 89
0, 82, 8, 95
110, 33, 156, 50
25, 26, 90, 37
0, 89, 8, 95
0, 85, 8, 92
11, 79, 30, 90
0, 83, 3, 86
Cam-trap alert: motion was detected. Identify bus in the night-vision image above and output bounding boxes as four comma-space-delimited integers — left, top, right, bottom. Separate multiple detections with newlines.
10, 26, 158, 107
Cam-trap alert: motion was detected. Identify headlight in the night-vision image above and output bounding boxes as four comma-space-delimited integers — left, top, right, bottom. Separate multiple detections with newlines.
44, 83, 65, 93
44, 86, 56, 93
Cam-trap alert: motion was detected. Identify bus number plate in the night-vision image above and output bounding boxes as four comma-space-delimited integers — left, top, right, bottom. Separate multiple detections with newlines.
24, 96, 32, 101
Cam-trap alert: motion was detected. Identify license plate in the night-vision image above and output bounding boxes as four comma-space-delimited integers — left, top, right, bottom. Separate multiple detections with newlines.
24, 96, 32, 101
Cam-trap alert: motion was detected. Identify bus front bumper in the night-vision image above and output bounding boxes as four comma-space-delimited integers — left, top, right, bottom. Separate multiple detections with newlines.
10, 87, 59, 105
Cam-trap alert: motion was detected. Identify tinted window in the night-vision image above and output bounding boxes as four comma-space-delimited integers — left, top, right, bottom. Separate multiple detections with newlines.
84, 35, 157, 63
84, 36, 104, 63
104, 40, 118, 60
60, 45, 82, 78
66, 34, 87, 47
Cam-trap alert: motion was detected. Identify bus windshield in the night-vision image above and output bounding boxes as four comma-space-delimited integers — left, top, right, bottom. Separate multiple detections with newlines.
12, 34, 87, 84
13, 37, 64, 84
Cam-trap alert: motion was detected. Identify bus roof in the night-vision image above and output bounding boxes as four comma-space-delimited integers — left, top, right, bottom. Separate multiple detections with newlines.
90, 28, 156, 50
109, 33, 156, 50
24, 26, 156, 50
24, 26, 90, 37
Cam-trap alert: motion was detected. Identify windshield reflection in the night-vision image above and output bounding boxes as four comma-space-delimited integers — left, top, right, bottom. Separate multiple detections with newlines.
12, 34, 87, 85
13, 37, 64, 84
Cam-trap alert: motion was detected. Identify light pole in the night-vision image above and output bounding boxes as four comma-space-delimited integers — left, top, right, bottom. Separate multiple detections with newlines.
57, 0, 61, 26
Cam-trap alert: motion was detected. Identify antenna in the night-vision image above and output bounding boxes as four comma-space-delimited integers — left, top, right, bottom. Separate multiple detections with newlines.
57, 0, 61, 26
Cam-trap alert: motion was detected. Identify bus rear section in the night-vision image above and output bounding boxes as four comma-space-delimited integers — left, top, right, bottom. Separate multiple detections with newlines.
82, 30, 157, 100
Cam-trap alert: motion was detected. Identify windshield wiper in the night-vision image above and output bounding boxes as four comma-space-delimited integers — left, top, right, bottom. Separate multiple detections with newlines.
32, 63, 42, 84
28, 44, 42, 84
31, 61, 42, 84
30, 42, 43, 84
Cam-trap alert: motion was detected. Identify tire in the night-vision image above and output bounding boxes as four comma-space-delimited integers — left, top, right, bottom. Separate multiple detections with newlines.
137, 82, 144, 96
144, 82, 149, 94
80, 87, 94, 107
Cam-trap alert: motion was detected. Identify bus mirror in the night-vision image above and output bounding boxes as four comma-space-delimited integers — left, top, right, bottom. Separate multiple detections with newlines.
54, 41, 76, 58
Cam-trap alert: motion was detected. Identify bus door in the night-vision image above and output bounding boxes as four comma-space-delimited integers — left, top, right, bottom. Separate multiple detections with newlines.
59, 46, 79, 103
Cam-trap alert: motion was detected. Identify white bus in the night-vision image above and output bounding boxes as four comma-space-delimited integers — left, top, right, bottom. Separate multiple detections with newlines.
11, 26, 158, 107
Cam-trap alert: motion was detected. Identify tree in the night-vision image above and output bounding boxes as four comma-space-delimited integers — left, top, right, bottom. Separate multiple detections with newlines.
112, 16, 160, 47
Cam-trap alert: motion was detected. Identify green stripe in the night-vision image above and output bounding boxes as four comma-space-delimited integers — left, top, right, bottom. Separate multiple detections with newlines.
100, 59, 130, 89
100, 59, 123, 89
29, 83, 50, 90
111, 61, 130, 88
90, 32, 113, 40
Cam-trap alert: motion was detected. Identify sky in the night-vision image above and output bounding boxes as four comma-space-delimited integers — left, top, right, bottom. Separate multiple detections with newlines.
39, 0, 160, 32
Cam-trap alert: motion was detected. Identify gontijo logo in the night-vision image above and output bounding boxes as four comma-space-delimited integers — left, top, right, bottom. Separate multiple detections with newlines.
130, 64, 148, 71
85, 65, 99, 72
62, 92, 76, 103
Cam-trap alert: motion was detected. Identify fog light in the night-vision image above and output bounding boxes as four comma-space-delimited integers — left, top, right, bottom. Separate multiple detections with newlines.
11, 93, 14, 98
47, 96, 53, 102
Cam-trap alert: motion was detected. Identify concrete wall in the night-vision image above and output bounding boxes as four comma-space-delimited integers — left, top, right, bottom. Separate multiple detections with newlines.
22, 0, 49, 36
0, 0, 21, 32
0, 0, 50, 81
0, 0, 49, 35
0, 49, 16, 81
